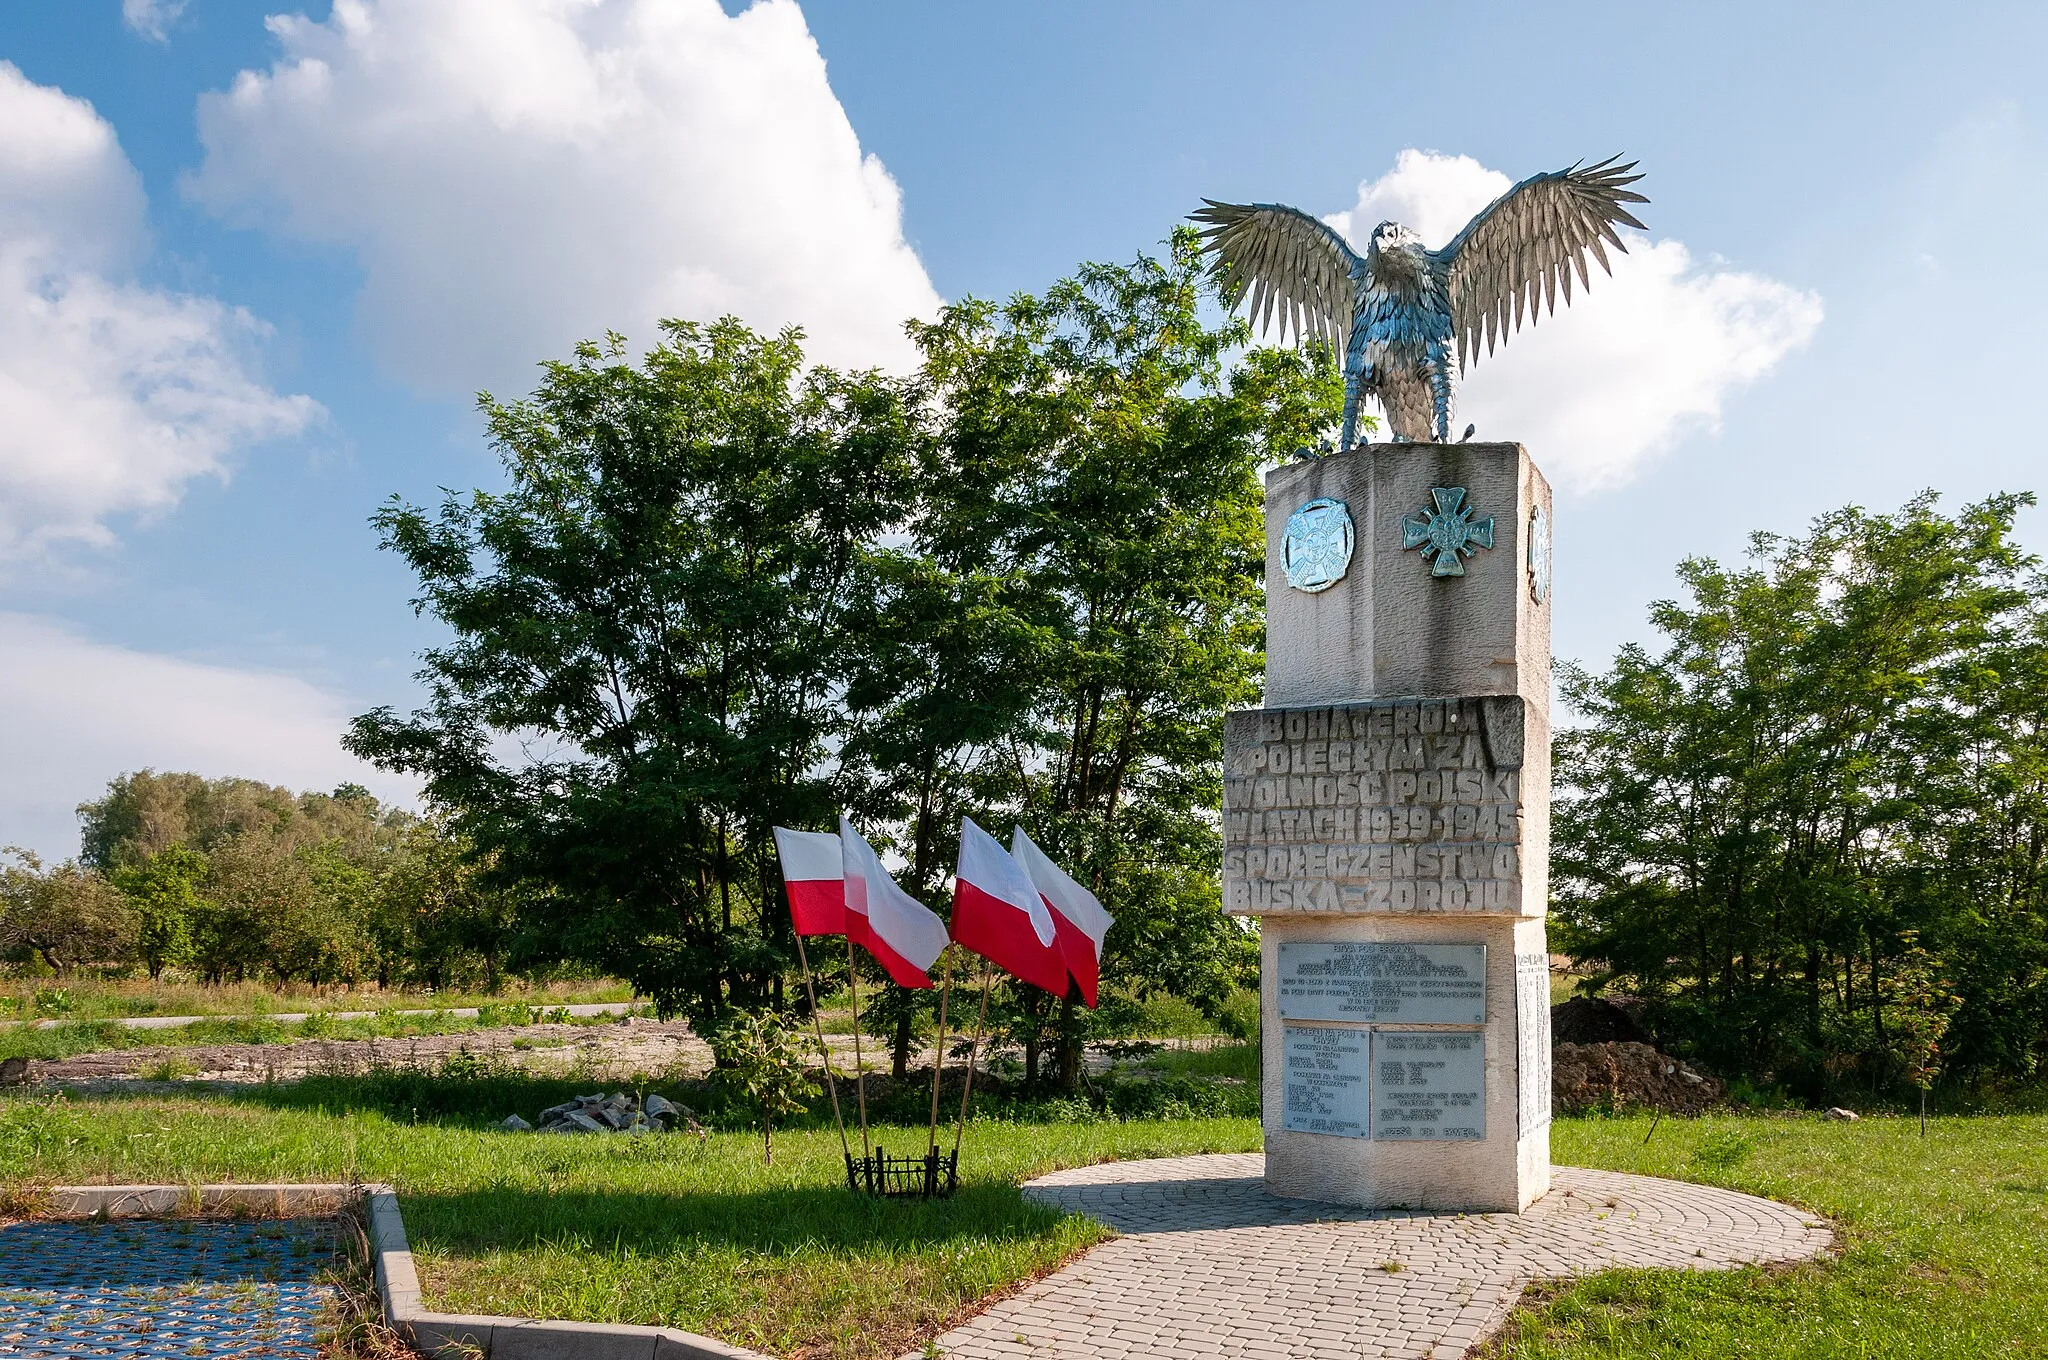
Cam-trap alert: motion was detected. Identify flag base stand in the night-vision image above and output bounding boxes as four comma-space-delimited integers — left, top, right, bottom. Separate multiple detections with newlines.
845, 1146, 958, 1199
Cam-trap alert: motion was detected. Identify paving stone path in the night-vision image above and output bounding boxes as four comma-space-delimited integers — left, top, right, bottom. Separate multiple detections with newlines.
918, 1154, 1832, 1360
0, 1218, 342, 1359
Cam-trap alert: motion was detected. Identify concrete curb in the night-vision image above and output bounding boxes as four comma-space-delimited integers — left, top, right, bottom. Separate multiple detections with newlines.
39, 1183, 770, 1360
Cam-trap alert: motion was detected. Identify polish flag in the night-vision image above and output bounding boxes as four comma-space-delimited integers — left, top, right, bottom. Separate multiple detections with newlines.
952, 817, 1069, 996
773, 827, 846, 937
839, 816, 949, 989
1012, 826, 1114, 1008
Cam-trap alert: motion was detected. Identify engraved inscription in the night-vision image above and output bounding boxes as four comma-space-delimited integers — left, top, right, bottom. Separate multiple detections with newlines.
1516, 951, 1553, 1135
1277, 942, 1486, 1024
1223, 699, 1526, 915
1282, 1024, 1371, 1138
1371, 1030, 1485, 1141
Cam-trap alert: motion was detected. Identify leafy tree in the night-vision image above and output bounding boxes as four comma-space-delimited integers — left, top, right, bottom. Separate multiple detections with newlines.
0, 850, 136, 975
1554, 492, 2046, 1095
346, 320, 921, 1030
112, 847, 209, 980
374, 821, 520, 990
707, 1010, 816, 1164
1880, 931, 1959, 1133
896, 232, 1341, 1087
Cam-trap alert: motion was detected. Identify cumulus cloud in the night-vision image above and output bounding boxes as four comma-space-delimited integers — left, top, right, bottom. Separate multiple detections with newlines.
1324, 150, 1823, 490
187, 0, 944, 398
122, 0, 189, 43
0, 613, 414, 860
0, 63, 318, 565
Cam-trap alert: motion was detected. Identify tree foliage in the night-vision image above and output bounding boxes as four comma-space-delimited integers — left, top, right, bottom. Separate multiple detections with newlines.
1555, 492, 2048, 1095
5, 772, 516, 990
347, 233, 1341, 1064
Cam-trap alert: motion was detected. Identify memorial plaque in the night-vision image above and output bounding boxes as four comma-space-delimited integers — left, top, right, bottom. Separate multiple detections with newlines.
1277, 941, 1486, 1024
1222, 698, 1527, 916
1281, 1024, 1371, 1138
1371, 1030, 1485, 1141
1516, 951, 1552, 1135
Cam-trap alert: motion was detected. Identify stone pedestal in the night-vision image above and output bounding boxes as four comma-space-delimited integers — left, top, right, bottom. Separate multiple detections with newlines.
1226, 441, 1553, 1212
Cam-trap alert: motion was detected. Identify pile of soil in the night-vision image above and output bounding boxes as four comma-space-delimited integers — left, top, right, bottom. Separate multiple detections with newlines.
1550, 996, 1653, 1046
1552, 1041, 1723, 1115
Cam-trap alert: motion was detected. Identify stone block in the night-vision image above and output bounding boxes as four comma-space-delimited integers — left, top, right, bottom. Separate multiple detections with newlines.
493, 1319, 662, 1360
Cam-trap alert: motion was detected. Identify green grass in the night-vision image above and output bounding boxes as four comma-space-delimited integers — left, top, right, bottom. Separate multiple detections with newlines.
0, 1085, 1259, 1359
6, 1069, 2044, 1359
1497, 1112, 2048, 1358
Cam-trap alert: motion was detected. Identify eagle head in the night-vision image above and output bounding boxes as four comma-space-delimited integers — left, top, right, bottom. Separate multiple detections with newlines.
1367, 221, 1427, 277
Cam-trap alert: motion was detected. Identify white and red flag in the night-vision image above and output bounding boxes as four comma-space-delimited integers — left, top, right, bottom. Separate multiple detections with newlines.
772, 826, 846, 937
952, 816, 1069, 996
1012, 826, 1114, 1008
839, 816, 950, 990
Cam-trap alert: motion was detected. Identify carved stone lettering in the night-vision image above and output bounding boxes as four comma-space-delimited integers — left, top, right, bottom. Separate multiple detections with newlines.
1224, 699, 1526, 915
1281, 1024, 1371, 1138
1370, 1030, 1486, 1141
1276, 942, 1486, 1024
1516, 952, 1553, 1135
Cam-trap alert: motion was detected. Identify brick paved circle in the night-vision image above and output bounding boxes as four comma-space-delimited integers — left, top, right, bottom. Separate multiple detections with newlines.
915, 1155, 1832, 1360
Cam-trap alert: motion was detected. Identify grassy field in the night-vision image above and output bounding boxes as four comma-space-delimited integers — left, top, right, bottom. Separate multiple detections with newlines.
1513, 1112, 2048, 1358
0, 1086, 1258, 1359
4, 1062, 2045, 1358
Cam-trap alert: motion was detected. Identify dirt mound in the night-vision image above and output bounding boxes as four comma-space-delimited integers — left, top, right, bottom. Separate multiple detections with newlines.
1552, 1041, 1722, 1115
1550, 996, 1653, 1046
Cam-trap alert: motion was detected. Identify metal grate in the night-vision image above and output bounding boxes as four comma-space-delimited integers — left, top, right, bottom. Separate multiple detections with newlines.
0, 1218, 341, 1359
846, 1146, 958, 1199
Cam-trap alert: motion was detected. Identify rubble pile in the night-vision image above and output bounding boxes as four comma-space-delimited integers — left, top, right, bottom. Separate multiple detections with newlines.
501, 1091, 704, 1135
1552, 1041, 1723, 1115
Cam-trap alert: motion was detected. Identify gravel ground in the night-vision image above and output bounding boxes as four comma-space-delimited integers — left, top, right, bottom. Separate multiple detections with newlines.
12, 1017, 816, 1087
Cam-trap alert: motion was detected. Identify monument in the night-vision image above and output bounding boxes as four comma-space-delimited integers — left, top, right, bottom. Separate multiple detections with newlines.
1227, 441, 1552, 1211
1195, 157, 1645, 1211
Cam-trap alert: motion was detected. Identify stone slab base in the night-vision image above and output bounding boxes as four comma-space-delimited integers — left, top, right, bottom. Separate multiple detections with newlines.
1261, 914, 1551, 1211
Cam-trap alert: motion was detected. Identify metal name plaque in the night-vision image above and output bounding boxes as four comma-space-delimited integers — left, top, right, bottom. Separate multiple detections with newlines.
1371, 1030, 1485, 1141
1277, 941, 1486, 1024
1281, 1024, 1370, 1138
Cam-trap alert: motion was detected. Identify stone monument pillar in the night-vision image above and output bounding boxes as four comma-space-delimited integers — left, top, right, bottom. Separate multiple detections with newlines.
1225, 441, 1553, 1213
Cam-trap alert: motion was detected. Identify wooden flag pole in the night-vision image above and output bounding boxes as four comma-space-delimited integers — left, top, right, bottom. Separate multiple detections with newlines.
952, 958, 995, 1164
792, 932, 850, 1166
925, 948, 955, 1159
846, 938, 871, 1161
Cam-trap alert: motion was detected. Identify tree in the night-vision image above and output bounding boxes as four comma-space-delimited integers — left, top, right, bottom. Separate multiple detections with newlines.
347, 320, 921, 1030
374, 820, 520, 990
0, 850, 136, 975
892, 231, 1344, 1088
707, 1010, 816, 1164
1880, 931, 1959, 1134
1553, 492, 2046, 1095
112, 847, 209, 980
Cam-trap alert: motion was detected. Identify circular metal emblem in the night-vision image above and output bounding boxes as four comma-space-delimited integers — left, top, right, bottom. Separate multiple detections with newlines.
1528, 503, 1551, 604
1283, 497, 1354, 593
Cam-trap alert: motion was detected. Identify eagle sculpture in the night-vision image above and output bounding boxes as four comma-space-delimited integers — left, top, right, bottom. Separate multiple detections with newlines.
1192, 157, 1647, 448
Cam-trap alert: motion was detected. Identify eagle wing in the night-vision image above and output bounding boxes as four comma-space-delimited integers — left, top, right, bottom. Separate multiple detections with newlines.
1435, 157, 1648, 367
1190, 200, 1361, 354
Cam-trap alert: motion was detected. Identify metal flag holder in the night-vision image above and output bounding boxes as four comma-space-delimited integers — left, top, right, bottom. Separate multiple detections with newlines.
844, 1144, 959, 1199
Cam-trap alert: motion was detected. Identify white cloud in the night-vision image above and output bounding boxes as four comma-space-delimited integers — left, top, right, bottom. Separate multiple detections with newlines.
0, 613, 415, 861
122, 0, 189, 43
187, 0, 944, 399
1324, 150, 1823, 490
0, 63, 318, 565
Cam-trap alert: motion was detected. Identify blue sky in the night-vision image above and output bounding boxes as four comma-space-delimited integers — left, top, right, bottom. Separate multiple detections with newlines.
3, 0, 2046, 857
